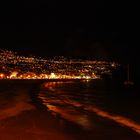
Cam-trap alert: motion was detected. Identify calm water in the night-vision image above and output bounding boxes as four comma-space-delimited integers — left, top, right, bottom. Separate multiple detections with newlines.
38, 79, 140, 138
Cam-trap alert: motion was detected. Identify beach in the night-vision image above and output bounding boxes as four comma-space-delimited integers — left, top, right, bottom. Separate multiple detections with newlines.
0, 80, 74, 140
0, 80, 140, 140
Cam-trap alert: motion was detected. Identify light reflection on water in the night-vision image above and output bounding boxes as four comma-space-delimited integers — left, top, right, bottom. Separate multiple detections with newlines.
45, 104, 91, 129
38, 81, 94, 130
38, 81, 140, 134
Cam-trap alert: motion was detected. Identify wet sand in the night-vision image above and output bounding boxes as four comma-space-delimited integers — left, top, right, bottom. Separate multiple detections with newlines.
0, 80, 140, 140
0, 80, 74, 140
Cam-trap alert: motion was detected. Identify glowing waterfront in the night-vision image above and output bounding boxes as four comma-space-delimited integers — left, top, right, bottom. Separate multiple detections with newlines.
0, 49, 119, 80
0, 72, 99, 80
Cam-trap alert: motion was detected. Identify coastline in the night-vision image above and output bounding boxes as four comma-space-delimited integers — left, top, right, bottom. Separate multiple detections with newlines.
0, 79, 140, 140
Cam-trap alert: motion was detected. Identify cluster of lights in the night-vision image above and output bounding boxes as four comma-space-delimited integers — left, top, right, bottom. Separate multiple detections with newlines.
0, 72, 99, 80
0, 49, 120, 80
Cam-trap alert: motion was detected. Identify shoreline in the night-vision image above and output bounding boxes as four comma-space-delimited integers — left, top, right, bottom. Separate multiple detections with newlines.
0, 80, 140, 140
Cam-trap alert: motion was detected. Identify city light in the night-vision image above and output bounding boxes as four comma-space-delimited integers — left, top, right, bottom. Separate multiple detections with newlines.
0, 49, 120, 80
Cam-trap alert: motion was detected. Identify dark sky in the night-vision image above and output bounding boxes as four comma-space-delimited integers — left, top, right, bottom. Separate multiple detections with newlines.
0, 1, 137, 62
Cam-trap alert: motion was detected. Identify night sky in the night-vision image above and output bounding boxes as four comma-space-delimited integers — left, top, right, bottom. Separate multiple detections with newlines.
0, 1, 138, 62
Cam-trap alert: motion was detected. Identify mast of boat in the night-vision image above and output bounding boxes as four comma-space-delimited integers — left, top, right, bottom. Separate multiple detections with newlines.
127, 64, 130, 81
124, 64, 134, 85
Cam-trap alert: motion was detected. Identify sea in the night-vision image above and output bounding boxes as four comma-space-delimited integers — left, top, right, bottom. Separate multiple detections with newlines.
37, 79, 140, 139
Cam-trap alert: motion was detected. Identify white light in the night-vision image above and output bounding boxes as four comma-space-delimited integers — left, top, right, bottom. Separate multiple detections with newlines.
50, 73, 56, 79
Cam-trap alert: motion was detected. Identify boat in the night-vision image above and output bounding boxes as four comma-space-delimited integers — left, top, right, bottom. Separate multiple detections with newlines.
124, 64, 134, 86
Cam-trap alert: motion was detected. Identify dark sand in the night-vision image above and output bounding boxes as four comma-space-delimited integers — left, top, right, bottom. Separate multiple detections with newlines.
0, 80, 74, 140
0, 80, 140, 140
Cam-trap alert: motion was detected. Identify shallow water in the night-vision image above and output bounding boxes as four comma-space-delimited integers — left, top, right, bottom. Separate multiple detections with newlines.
38, 80, 140, 139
